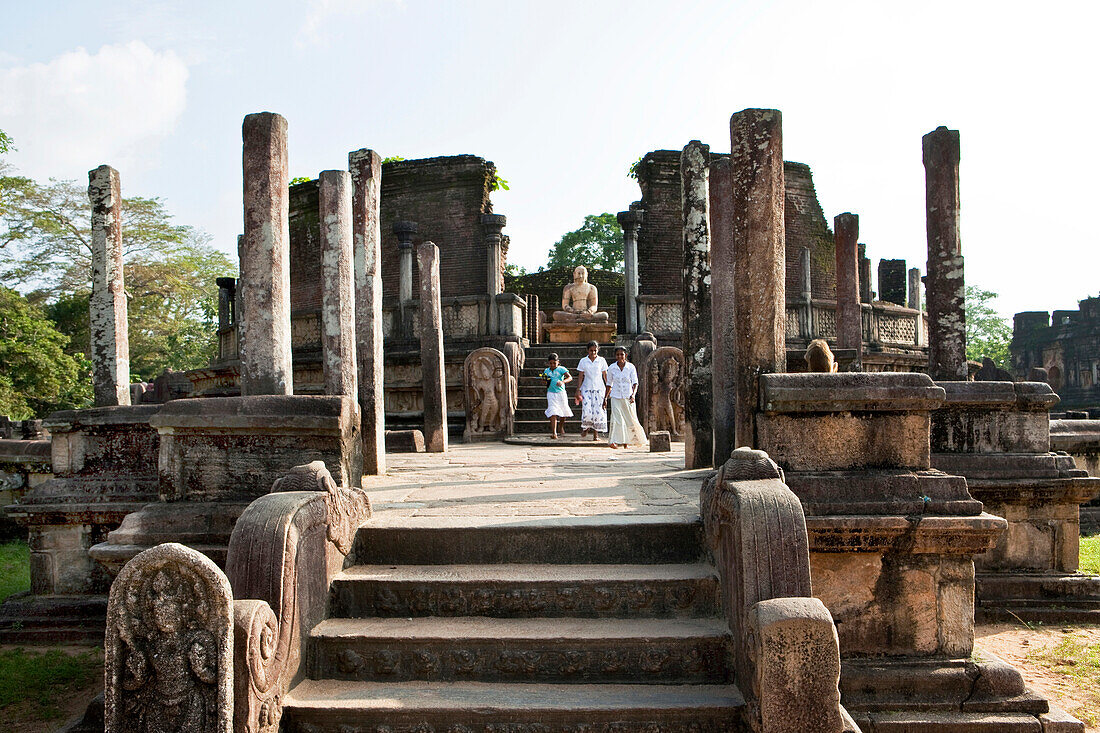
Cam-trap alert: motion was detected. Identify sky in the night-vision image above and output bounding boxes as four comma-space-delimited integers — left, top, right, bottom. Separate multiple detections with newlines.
1, 0, 1098, 319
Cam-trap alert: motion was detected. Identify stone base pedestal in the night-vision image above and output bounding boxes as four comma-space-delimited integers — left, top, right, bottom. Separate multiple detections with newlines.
546, 323, 616, 344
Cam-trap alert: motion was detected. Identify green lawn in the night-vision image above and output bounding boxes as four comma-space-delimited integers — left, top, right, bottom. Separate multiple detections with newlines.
1081, 535, 1100, 576
0, 541, 30, 603
0, 647, 103, 722
1026, 631, 1100, 727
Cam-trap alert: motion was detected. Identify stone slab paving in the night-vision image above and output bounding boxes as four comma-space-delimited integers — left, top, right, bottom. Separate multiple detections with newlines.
362, 442, 705, 519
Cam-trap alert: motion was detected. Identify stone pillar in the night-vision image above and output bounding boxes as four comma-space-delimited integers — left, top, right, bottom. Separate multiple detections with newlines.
800, 246, 813, 339
215, 277, 236, 329
481, 214, 507, 335
88, 165, 131, 407
319, 170, 358, 400
924, 126, 967, 381
729, 109, 785, 449
418, 242, 448, 453
394, 221, 417, 338
858, 243, 872, 304
349, 149, 386, 475
834, 213, 862, 370
878, 258, 907, 306
908, 267, 922, 311
709, 157, 736, 462
618, 210, 643, 333
240, 112, 293, 396
681, 140, 712, 469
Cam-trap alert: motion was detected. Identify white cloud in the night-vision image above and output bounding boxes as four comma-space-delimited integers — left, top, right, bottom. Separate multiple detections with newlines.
0, 41, 188, 180
299, 0, 402, 45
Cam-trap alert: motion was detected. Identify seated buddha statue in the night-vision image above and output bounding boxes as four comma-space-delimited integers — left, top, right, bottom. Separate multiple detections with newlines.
552, 266, 610, 323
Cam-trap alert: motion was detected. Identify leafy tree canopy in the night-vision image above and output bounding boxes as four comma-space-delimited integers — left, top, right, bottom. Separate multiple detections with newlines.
965, 285, 1012, 369
0, 287, 90, 419
546, 213, 623, 273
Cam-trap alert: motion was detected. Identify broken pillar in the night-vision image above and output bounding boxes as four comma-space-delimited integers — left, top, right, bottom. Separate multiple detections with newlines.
908, 267, 922, 311
799, 246, 813, 337
394, 220, 417, 338
858, 243, 872, 304
618, 209, 642, 333
481, 213, 506, 334
709, 158, 736, 462
349, 149, 386, 476
240, 112, 293, 395
924, 126, 967, 380
878, 258, 907, 306
418, 242, 448, 453
319, 170, 359, 400
834, 213, 862, 371
216, 277, 236, 329
88, 165, 130, 407
728, 109, 785, 449
681, 140, 712, 469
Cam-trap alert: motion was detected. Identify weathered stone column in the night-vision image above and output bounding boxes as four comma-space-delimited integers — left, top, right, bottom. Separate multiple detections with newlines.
729, 109, 785, 449
800, 246, 813, 338
481, 214, 507, 335
908, 267, 922, 311
924, 125, 967, 380
681, 140, 712, 468
618, 209, 643, 333
709, 157, 736, 462
858, 243, 872, 304
418, 242, 448, 453
319, 170, 359, 400
88, 164, 131, 407
878, 258, 907, 306
240, 112, 293, 395
215, 277, 236, 329
350, 149, 386, 475
394, 220, 417, 338
834, 213, 862, 370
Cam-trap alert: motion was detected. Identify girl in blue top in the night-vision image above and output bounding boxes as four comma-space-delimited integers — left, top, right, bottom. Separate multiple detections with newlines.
541, 352, 573, 439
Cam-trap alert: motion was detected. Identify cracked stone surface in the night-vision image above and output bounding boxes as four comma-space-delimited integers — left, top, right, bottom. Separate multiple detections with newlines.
361, 442, 703, 520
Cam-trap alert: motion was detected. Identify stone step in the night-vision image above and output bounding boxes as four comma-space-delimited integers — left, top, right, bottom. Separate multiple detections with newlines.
308, 616, 732, 683
0, 593, 107, 645
852, 711, 1047, 732
329, 563, 720, 618
976, 605, 1100, 624
283, 680, 745, 732
352, 516, 704, 565
976, 572, 1100, 602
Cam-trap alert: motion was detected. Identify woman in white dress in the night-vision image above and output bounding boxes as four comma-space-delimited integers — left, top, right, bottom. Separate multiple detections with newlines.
574, 341, 608, 440
606, 346, 647, 448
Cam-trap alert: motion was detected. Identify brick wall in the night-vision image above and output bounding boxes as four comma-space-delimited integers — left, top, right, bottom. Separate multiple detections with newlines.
288, 155, 497, 313
631, 150, 837, 302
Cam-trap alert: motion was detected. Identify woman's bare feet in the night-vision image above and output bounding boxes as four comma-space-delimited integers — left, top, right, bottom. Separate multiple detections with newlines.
551, 433, 559, 439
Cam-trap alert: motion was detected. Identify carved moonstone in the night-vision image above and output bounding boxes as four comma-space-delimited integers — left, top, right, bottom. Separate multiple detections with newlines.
106, 542, 233, 733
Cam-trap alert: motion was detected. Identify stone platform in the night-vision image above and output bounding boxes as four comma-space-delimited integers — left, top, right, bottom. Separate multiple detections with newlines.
546, 322, 616, 343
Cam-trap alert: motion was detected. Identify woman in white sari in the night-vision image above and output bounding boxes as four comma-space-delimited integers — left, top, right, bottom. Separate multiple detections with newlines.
606, 346, 647, 448
574, 341, 608, 440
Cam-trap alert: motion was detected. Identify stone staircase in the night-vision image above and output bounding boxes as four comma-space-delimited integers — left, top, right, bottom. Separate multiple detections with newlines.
515, 344, 605, 435
281, 515, 744, 732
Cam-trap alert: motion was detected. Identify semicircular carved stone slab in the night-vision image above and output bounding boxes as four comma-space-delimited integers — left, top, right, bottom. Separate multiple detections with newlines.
105, 542, 233, 733
463, 347, 514, 441
643, 346, 686, 439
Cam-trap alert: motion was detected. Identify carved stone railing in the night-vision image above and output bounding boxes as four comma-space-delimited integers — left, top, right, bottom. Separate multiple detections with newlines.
104, 461, 370, 733
637, 295, 683, 339
784, 298, 925, 349
700, 448, 856, 733
381, 293, 527, 341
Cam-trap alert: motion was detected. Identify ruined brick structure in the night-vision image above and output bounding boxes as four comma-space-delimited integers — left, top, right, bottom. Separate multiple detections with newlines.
1012, 295, 1100, 411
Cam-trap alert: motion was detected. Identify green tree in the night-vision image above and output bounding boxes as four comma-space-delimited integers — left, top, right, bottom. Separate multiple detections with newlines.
0, 287, 90, 419
966, 285, 1012, 369
546, 213, 623, 273
0, 171, 235, 380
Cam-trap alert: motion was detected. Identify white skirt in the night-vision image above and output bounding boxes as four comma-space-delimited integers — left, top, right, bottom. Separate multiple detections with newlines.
545, 391, 574, 418
608, 397, 647, 446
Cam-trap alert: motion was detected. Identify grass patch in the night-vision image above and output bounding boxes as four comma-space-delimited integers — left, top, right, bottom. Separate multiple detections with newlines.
1081, 535, 1100, 575
1026, 632, 1100, 727
0, 647, 102, 721
0, 541, 30, 603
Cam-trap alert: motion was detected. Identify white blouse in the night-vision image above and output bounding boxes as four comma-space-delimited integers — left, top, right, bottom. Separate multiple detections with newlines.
607, 361, 639, 399
576, 356, 608, 391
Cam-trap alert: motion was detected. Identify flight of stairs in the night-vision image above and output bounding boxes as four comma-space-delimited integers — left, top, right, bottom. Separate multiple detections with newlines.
515, 344, 605, 435
282, 515, 744, 732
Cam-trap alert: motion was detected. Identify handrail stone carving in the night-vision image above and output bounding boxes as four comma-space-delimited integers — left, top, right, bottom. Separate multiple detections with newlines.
700, 447, 854, 733
225, 460, 370, 733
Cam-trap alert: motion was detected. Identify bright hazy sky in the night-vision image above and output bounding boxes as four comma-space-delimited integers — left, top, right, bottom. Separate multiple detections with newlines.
2, 0, 1097, 319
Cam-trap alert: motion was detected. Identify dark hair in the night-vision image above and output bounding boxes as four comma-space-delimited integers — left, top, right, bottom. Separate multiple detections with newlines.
587, 341, 599, 350
547, 352, 559, 362
614, 346, 627, 356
